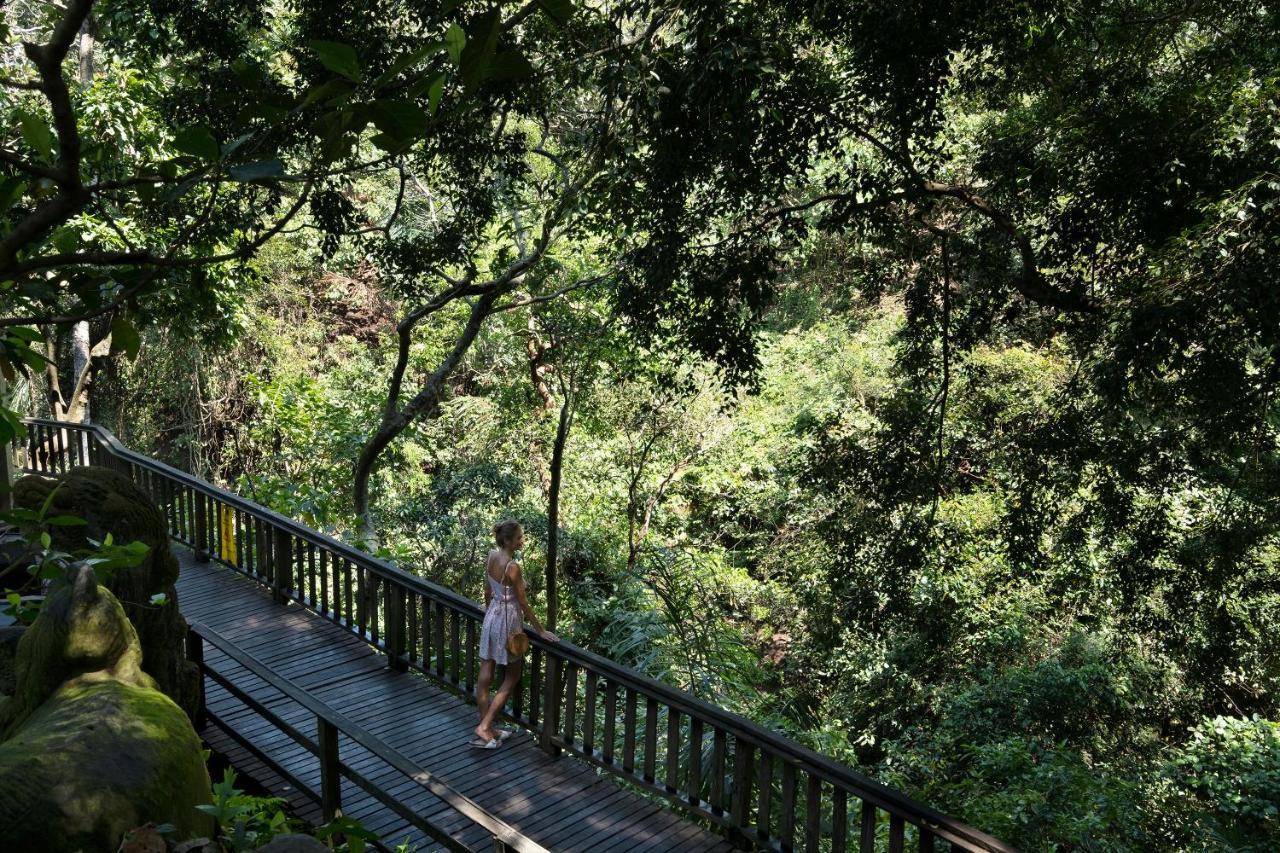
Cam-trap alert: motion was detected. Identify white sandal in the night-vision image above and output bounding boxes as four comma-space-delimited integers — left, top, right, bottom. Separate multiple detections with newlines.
468, 737, 500, 750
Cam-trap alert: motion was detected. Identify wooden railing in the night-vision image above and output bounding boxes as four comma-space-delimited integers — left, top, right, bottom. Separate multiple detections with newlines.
188, 621, 546, 853
19, 419, 1017, 853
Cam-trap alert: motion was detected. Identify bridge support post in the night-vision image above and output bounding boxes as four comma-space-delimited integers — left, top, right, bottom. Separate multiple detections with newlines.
385, 584, 408, 671
186, 627, 206, 730
194, 492, 210, 562
0, 432, 13, 514
272, 527, 291, 604
318, 717, 341, 822
729, 738, 755, 849
539, 655, 562, 757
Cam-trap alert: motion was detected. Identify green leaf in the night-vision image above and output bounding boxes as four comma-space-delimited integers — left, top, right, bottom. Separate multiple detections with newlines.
536, 0, 575, 25
298, 79, 354, 110
37, 561, 64, 581
444, 23, 466, 65
0, 177, 28, 212
220, 133, 256, 159
15, 343, 47, 372
7, 326, 41, 343
1, 508, 40, 523
159, 176, 201, 204
44, 515, 86, 526
372, 42, 445, 90
52, 227, 78, 254
309, 40, 361, 82
229, 159, 285, 182
369, 100, 429, 142
427, 73, 446, 115
460, 10, 501, 91
485, 51, 535, 82
19, 111, 54, 161
39, 531, 51, 549
110, 318, 141, 360
171, 126, 220, 162
369, 133, 401, 154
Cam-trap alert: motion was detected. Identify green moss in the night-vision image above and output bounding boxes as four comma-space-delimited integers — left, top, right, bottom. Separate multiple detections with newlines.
0, 567, 150, 737
14, 467, 198, 719
0, 678, 213, 852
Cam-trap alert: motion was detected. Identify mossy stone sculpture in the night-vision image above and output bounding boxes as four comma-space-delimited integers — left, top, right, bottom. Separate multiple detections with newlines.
13, 465, 199, 720
0, 565, 213, 851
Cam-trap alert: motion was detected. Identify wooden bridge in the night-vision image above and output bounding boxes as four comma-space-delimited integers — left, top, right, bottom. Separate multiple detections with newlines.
21, 419, 1016, 853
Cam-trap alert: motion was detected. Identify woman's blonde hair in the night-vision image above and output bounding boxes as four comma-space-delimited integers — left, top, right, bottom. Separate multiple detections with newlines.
493, 519, 522, 550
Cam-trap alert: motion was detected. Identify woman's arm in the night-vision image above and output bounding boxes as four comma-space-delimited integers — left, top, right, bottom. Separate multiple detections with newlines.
510, 563, 558, 641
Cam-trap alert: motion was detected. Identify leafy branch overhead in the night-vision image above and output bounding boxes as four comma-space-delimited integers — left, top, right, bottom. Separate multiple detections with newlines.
0, 0, 552, 441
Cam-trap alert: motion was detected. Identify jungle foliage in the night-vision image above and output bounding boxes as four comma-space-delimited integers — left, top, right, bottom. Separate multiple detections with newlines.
4, 1, 1280, 850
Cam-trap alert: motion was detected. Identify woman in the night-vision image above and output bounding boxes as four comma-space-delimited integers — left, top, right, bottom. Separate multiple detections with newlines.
472, 519, 557, 748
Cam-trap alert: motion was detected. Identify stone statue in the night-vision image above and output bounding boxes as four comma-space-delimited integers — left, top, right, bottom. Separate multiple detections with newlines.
13, 465, 200, 719
0, 564, 214, 851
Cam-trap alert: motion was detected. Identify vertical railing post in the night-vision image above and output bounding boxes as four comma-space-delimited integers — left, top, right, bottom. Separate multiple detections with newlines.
272, 527, 290, 604
194, 492, 210, 562
730, 737, 755, 847
186, 627, 206, 730
540, 651, 562, 756
0, 376, 10, 509
0, 431, 13, 513
318, 717, 341, 822
385, 583, 407, 671
253, 519, 268, 581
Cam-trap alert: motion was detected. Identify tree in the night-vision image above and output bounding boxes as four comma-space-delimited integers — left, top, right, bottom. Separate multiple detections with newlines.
337, 0, 783, 541
0, 0, 514, 438
606, 0, 1280, 710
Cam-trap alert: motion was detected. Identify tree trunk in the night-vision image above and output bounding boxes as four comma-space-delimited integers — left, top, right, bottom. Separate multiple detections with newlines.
525, 314, 555, 498
68, 16, 95, 424
544, 388, 573, 632
353, 290, 501, 543
0, 374, 12, 511
70, 321, 90, 422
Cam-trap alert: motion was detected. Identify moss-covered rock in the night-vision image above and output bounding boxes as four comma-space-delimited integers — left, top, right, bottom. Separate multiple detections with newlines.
0, 626, 23, 697
0, 565, 213, 851
0, 678, 214, 851
0, 564, 150, 736
14, 466, 199, 719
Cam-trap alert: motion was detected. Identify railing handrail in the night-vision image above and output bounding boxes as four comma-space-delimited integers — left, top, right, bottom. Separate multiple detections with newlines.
22, 418, 1016, 852
190, 620, 548, 853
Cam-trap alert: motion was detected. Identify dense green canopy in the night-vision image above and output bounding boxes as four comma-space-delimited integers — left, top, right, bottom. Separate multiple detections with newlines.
3, 1, 1279, 849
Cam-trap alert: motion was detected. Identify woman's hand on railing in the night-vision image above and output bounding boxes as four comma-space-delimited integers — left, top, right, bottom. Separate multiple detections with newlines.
540, 629, 559, 643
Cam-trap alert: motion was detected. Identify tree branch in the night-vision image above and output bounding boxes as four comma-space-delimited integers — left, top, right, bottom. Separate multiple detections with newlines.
0, 147, 65, 182
918, 180, 1098, 313
0, 0, 95, 268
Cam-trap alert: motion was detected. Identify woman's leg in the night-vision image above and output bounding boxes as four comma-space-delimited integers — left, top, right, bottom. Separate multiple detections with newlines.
479, 659, 523, 734
475, 659, 495, 737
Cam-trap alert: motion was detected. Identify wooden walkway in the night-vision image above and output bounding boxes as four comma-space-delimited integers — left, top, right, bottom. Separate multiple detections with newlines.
175, 546, 735, 852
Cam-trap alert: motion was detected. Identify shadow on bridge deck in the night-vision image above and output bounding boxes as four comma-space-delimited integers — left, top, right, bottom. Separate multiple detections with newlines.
176, 546, 734, 852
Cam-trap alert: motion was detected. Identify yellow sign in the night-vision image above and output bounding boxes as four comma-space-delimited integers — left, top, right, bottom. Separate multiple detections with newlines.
219, 505, 237, 566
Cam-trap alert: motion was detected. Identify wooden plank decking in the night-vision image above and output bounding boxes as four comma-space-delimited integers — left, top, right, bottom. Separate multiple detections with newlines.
175, 546, 736, 852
